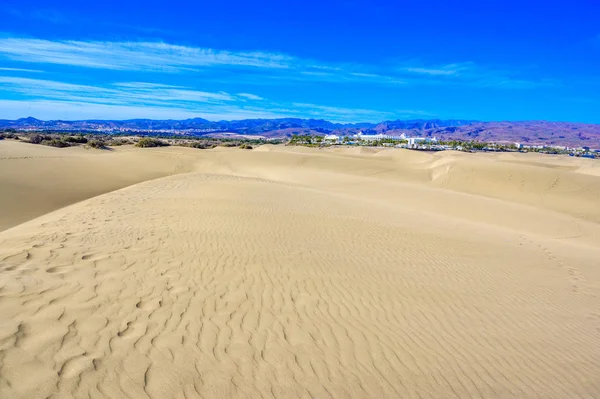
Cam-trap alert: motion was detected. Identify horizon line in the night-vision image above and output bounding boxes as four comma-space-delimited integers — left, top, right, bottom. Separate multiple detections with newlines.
2, 115, 600, 126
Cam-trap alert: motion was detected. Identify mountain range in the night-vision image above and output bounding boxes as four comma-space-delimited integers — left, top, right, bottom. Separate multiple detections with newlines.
2, 117, 600, 148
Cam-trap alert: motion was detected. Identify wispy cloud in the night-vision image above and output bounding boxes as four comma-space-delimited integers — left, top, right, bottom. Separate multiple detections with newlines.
0, 37, 553, 89
0, 67, 44, 73
290, 103, 394, 121
402, 63, 472, 76
0, 38, 293, 72
0, 99, 284, 121
0, 77, 249, 106
290, 103, 434, 121
0, 77, 398, 122
397, 61, 558, 89
237, 93, 263, 100
0, 98, 395, 123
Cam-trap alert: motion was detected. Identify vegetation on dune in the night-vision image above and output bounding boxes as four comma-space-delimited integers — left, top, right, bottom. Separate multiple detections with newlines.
136, 138, 170, 148
183, 137, 267, 150
186, 141, 216, 149
288, 134, 322, 147
106, 138, 133, 146
26, 134, 90, 148
1, 129, 595, 158
0, 132, 19, 140
41, 139, 71, 148
86, 139, 109, 150
29, 134, 52, 144
0, 129, 20, 139
63, 135, 88, 144
1, 130, 276, 150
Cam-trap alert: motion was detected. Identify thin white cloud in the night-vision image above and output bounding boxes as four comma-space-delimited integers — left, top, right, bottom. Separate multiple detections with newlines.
290, 103, 394, 122
349, 72, 382, 78
112, 82, 184, 89
237, 93, 263, 100
0, 67, 44, 73
0, 77, 243, 105
405, 67, 458, 76
0, 98, 399, 123
393, 109, 437, 117
0, 38, 293, 72
0, 76, 405, 122
0, 99, 286, 121
0, 37, 552, 88
401, 62, 473, 76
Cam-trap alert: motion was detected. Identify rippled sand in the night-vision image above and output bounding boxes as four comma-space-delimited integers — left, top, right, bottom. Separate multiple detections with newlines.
1, 141, 600, 398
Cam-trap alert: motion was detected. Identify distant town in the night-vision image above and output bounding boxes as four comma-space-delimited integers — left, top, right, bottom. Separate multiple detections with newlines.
1, 116, 599, 158
289, 132, 599, 158
2, 126, 598, 159
2, 117, 600, 149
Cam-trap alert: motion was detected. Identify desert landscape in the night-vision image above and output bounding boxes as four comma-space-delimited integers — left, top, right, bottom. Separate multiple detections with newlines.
1, 139, 600, 398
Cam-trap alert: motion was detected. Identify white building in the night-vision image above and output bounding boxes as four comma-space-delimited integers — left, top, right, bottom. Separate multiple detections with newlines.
323, 134, 341, 142
354, 132, 407, 141
406, 137, 437, 146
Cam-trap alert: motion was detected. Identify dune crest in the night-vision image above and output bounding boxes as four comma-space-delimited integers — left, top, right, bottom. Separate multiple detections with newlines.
1, 142, 600, 398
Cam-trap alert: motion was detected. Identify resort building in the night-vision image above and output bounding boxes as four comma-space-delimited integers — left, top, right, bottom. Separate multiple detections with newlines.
354, 132, 407, 141
323, 134, 341, 142
406, 137, 438, 146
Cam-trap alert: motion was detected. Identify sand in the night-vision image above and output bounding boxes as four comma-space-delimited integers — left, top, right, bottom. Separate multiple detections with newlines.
1, 141, 600, 398
0, 141, 199, 232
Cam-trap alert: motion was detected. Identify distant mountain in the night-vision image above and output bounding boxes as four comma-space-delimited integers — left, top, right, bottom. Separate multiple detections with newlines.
0, 117, 215, 131
1, 117, 599, 147
0, 117, 476, 133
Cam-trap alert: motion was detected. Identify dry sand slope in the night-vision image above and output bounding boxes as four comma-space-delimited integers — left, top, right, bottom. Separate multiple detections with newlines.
1, 142, 600, 398
0, 141, 199, 231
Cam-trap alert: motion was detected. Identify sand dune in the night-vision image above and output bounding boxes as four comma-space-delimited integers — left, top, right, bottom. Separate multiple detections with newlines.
0, 141, 202, 231
1, 141, 600, 398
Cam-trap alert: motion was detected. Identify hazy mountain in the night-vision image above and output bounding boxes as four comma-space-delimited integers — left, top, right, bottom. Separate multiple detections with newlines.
0, 117, 475, 132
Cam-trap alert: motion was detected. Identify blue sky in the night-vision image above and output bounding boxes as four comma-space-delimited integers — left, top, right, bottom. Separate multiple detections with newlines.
0, 0, 599, 123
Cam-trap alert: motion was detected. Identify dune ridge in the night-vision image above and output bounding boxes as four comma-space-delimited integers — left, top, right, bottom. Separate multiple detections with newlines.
1, 142, 600, 398
0, 141, 205, 232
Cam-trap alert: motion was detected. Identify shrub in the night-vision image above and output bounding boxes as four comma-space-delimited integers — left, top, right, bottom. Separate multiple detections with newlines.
219, 142, 238, 147
187, 141, 215, 149
41, 139, 71, 148
107, 139, 133, 146
63, 135, 88, 144
29, 134, 47, 144
2, 133, 19, 139
136, 138, 169, 148
87, 139, 108, 149
239, 144, 253, 150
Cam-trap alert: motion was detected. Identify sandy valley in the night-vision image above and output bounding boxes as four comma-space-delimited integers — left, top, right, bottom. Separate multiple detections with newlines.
1, 140, 599, 398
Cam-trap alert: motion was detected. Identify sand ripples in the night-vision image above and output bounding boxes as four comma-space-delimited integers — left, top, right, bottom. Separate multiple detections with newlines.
1, 146, 600, 398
